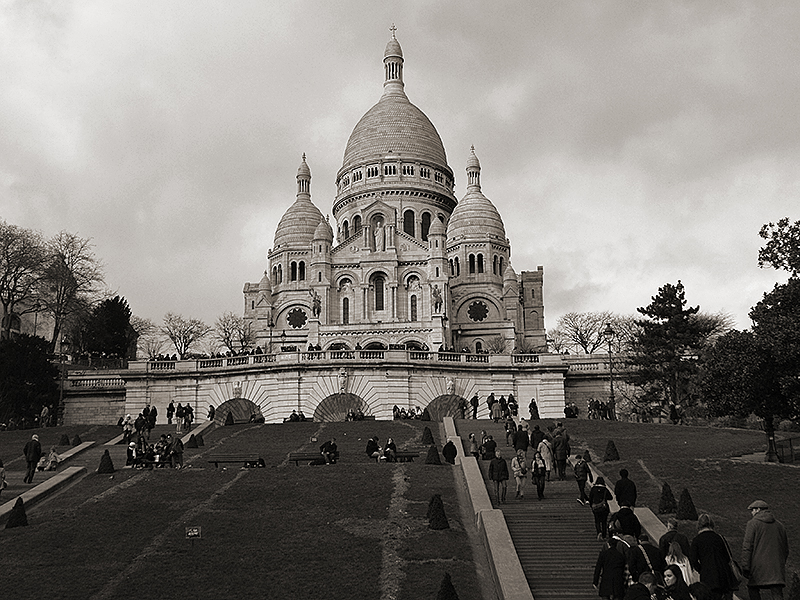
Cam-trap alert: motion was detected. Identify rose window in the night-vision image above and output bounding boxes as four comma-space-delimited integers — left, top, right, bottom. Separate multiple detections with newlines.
287, 308, 308, 329
468, 301, 489, 322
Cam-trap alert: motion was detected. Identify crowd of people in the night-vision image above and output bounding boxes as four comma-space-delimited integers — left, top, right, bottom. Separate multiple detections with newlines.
392, 405, 426, 420
127, 433, 184, 469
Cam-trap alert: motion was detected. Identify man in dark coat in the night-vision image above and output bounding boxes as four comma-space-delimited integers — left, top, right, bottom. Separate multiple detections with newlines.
320, 438, 337, 464
488, 449, 509, 504
659, 517, 691, 558
690, 513, 736, 600
593, 539, 626, 599
442, 440, 457, 464
611, 506, 642, 539
623, 572, 659, 600
552, 434, 569, 480
530, 425, 545, 449
23, 434, 42, 484
614, 469, 637, 507
513, 426, 530, 455
470, 394, 479, 419
628, 534, 667, 585
741, 500, 789, 600
481, 435, 497, 460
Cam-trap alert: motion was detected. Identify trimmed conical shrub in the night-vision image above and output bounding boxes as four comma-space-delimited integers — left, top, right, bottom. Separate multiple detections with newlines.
787, 572, 800, 600
421, 407, 431, 421
428, 494, 450, 530
421, 426, 434, 445
72, 434, 82, 446
425, 445, 442, 465
59, 434, 70, 446
659, 483, 677, 514
5, 498, 28, 528
196, 434, 204, 447
604, 440, 620, 462
676, 488, 698, 521
583, 449, 592, 463
436, 572, 460, 600
97, 449, 115, 474
224, 411, 234, 426
185, 434, 198, 448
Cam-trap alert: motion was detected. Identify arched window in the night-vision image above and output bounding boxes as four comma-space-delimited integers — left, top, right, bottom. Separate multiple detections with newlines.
403, 209, 415, 236
299, 261, 305, 281
277, 264, 283, 284
251, 300, 255, 310
477, 254, 484, 274
493, 255, 498, 275
455, 257, 460, 276
421, 212, 431, 241
318, 272, 322, 282
469, 254, 476, 274
342, 297, 349, 325
290, 262, 298, 281
435, 267, 439, 277
343, 220, 349, 239
374, 275, 385, 311
476, 341, 483, 353
410, 294, 418, 321
272, 266, 278, 283
353, 215, 362, 231
499, 257, 504, 275
449, 259, 453, 275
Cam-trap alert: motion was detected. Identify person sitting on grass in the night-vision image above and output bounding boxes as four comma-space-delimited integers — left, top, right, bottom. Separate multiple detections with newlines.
320, 438, 337, 464
382, 437, 397, 462
42, 446, 60, 471
365, 436, 381, 460
154, 434, 170, 465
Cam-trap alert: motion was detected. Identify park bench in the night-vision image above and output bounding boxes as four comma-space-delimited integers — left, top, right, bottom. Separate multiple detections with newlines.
372, 451, 420, 463
207, 454, 264, 468
288, 450, 340, 465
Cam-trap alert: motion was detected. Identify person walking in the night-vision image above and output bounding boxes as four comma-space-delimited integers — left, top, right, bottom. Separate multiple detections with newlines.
690, 513, 737, 600
588, 477, 614, 540
593, 538, 626, 600
574, 453, 594, 505
553, 433, 569, 480
23, 434, 42, 484
537, 436, 554, 481
510, 449, 528, 500
513, 423, 530, 456
530, 450, 547, 500
741, 500, 789, 600
614, 469, 637, 508
660, 517, 692, 559
470, 394, 479, 419
488, 449, 509, 504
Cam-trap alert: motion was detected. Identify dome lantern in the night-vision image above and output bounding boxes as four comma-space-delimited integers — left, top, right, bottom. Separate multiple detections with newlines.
383, 24, 405, 98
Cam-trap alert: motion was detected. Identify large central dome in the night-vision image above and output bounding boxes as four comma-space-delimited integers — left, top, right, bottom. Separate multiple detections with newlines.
339, 33, 449, 176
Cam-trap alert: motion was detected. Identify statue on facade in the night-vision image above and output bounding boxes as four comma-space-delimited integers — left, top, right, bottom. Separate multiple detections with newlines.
373, 222, 385, 251
310, 289, 322, 318
233, 382, 242, 399
446, 377, 455, 395
432, 284, 443, 313
338, 368, 348, 394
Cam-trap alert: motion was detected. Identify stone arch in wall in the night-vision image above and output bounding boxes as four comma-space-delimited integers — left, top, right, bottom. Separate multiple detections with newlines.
425, 394, 466, 421
313, 393, 369, 422
213, 398, 264, 426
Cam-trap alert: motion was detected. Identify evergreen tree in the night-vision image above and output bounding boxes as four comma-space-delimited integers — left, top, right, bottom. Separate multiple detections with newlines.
5, 498, 28, 528
82, 296, 136, 359
421, 426, 434, 445
436, 572, 460, 600
428, 494, 449, 529
659, 483, 677, 514
0, 334, 59, 423
625, 281, 711, 413
604, 440, 620, 462
676, 488, 698, 521
97, 449, 115, 474
425, 445, 442, 465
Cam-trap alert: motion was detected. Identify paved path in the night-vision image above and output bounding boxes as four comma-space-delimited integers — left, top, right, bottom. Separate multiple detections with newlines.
463, 420, 603, 600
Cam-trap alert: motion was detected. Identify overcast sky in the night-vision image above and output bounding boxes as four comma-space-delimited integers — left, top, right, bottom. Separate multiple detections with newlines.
2, 1, 797, 332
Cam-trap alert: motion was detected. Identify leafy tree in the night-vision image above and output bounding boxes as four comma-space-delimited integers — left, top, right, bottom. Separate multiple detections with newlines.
162, 313, 211, 359
0, 334, 59, 423
214, 311, 254, 353
759, 217, 800, 276
38, 231, 104, 353
81, 296, 136, 358
624, 281, 712, 412
0, 221, 47, 340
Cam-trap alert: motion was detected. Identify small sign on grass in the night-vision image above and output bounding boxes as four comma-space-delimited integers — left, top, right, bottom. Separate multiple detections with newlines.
186, 526, 202, 539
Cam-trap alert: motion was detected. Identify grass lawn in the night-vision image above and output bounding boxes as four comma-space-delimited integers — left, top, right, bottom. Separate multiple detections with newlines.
0, 420, 483, 600
549, 418, 799, 598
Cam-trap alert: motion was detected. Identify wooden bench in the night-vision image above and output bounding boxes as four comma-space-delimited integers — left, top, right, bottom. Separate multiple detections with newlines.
207, 454, 264, 468
373, 451, 420, 463
288, 451, 340, 465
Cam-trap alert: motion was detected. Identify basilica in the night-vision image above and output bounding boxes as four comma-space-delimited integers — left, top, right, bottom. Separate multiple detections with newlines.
243, 32, 547, 355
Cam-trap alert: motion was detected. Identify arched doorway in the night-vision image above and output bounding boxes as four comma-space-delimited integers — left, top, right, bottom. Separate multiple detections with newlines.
425, 395, 466, 421
313, 393, 369, 422
214, 398, 264, 426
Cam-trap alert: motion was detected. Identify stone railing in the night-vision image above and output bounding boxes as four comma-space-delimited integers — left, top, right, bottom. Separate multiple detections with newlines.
70, 377, 125, 388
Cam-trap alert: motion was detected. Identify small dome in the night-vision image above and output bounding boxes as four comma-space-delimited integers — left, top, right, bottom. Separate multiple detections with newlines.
447, 190, 506, 242
503, 262, 517, 283
428, 216, 446, 236
466, 145, 481, 170
384, 37, 402, 59
259, 270, 271, 290
314, 218, 334, 242
273, 199, 324, 249
297, 155, 311, 179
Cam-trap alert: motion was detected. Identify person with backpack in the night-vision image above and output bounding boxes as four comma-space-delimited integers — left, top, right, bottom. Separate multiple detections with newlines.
588, 477, 614, 540
511, 449, 528, 500
574, 453, 594, 505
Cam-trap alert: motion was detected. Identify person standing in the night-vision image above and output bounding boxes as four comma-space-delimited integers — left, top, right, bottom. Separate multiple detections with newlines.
39, 405, 50, 427
537, 436, 554, 481
470, 394, 479, 419
513, 424, 530, 456
660, 517, 692, 559
690, 513, 737, 600
168, 434, 184, 469
614, 469, 637, 508
175, 403, 184, 433
553, 434, 569, 480
530, 450, 547, 500
510, 449, 527, 500
23, 434, 42, 484
741, 500, 789, 600
574, 453, 594, 505
488, 449, 509, 504
442, 440, 457, 465
167, 401, 175, 425
588, 477, 614, 540
593, 538, 627, 600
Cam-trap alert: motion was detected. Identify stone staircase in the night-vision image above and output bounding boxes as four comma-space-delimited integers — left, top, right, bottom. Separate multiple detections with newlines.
476, 421, 601, 599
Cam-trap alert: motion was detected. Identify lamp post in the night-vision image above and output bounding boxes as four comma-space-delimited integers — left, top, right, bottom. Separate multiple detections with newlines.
268, 317, 275, 354
58, 336, 69, 426
280, 330, 286, 350
602, 323, 617, 421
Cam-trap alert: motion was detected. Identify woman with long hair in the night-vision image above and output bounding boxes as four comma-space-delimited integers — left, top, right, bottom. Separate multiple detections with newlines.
663, 564, 692, 600
587, 476, 614, 540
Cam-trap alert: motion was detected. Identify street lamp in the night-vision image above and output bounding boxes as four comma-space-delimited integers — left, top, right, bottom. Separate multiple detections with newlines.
268, 317, 275, 354
602, 323, 617, 421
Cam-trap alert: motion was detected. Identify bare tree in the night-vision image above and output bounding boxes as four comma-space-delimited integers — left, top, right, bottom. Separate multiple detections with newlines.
546, 327, 573, 353
39, 231, 104, 353
161, 313, 211, 359
554, 311, 616, 354
131, 316, 167, 359
485, 335, 508, 354
0, 221, 47, 339
214, 311, 254, 353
